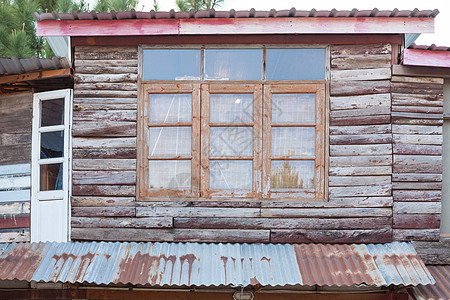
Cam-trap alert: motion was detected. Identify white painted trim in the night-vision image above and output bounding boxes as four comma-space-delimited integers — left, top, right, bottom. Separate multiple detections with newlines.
31, 89, 72, 243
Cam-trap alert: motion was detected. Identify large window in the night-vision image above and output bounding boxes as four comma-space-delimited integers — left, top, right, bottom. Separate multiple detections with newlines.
138, 47, 327, 201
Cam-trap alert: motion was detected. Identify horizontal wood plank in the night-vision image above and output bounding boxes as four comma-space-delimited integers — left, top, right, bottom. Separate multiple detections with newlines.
71, 228, 270, 243
393, 202, 441, 214
73, 159, 136, 171
72, 185, 135, 196
330, 155, 392, 167
330, 93, 390, 111
393, 229, 439, 241
72, 171, 136, 185
271, 229, 392, 243
136, 207, 260, 218
72, 207, 135, 217
393, 214, 440, 229
330, 144, 392, 156
72, 217, 172, 229
261, 207, 391, 218
71, 196, 135, 207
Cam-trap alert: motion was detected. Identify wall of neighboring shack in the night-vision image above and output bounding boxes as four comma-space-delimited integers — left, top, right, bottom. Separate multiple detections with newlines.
70, 43, 442, 243
0, 92, 32, 242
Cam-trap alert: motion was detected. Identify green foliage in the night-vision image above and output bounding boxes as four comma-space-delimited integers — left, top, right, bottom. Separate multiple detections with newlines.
94, 0, 138, 12
176, 0, 224, 11
0, 0, 89, 58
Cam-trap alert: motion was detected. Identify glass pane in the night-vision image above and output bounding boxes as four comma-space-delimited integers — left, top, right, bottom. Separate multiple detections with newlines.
271, 160, 314, 190
149, 94, 191, 123
210, 127, 252, 157
210, 94, 253, 123
143, 49, 200, 80
149, 160, 191, 189
267, 49, 325, 80
40, 131, 64, 159
272, 127, 315, 157
272, 94, 315, 123
40, 163, 63, 191
149, 127, 191, 157
205, 49, 262, 80
41, 98, 64, 127
210, 160, 252, 189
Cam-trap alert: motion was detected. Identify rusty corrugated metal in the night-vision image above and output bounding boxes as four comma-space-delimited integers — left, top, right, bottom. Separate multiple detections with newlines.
409, 43, 450, 51
0, 56, 69, 76
411, 265, 450, 300
34, 8, 439, 21
0, 242, 435, 287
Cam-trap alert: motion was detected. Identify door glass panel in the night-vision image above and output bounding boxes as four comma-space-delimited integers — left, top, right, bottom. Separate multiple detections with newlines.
205, 49, 263, 80
210, 94, 253, 123
40, 131, 64, 159
149, 94, 192, 123
143, 49, 201, 80
271, 160, 314, 190
210, 127, 252, 157
40, 163, 63, 191
210, 160, 252, 189
272, 94, 315, 123
149, 160, 191, 189
272, 127, 315, 157
267, 49, 326, 80
41, 98, 64, 127
149, 127, 191, 157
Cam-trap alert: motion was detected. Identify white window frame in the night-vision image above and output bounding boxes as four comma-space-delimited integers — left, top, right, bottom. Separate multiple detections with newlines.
31, 89, 72, 242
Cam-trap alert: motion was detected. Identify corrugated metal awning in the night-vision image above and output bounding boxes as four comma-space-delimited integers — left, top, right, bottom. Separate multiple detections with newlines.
0, 56, 69, 76
0, 242, 435, 287
410, 265, 450, 300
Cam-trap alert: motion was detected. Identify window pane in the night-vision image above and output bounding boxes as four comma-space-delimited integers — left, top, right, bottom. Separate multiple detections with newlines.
267, 49, 325, 80
143, 49, 200, 80
210, 94, 253, 123
40, 163, 63, 191
210, 127, 252, 157
210, 160, 252, 189
271, 160, 314, 190
41, 98, 64, 127
149, 160, 191, 189
205, 49, 262, 80
149, 94, 192, 123
41, 131, 64, 159
149, 127, 191, 157
272, 94, 315, 123
272, 127, 315, 157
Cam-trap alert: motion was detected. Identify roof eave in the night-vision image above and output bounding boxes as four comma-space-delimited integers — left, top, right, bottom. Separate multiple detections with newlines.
36, 17, 435, 37
403, 48, 450, 68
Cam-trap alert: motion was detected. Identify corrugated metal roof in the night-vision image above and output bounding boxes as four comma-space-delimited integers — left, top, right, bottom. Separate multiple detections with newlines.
409, 43, 450, 51
0, 241, 434, 287
0, 56, 69, 76
411, 265, 450, 300
34, 8, 439, 21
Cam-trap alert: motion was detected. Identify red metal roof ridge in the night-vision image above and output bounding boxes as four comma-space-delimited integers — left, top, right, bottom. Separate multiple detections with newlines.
34, 8, 439, 21
409, 43, 450, 51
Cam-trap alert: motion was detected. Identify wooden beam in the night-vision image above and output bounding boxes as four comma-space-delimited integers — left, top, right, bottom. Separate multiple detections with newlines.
37, 17, 434, 37
72, 34, 402, 46
403, 48, 450, 68
392, 64, 450, 78
0, 68, 72, 85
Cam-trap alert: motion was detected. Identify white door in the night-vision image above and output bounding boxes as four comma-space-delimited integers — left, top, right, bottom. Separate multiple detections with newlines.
31, 89, 72, 242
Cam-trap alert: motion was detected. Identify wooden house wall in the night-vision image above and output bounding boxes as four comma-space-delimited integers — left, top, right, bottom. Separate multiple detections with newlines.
70, 44, 440, 243
0, 93, 32, 242
391, 76, 443, 242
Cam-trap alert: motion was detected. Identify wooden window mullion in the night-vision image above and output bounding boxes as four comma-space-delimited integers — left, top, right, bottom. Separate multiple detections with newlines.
200, 84, 210, 197
262, 85, 272, 198
191, 84, 201, 197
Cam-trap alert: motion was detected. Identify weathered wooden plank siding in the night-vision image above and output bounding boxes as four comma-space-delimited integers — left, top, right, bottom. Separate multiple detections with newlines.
391, 76, 444, 242
71, 44, 397, 244
0, 93, 32, 243
0, 164, 31, 242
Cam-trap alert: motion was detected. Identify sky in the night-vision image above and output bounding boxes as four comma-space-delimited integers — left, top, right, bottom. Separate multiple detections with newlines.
142, 0, 450, 46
